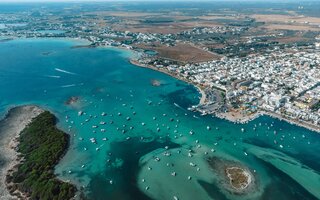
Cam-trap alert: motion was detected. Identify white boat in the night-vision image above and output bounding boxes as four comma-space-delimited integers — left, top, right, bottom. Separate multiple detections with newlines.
90, 138, 96, 143
163, 152, 171, 157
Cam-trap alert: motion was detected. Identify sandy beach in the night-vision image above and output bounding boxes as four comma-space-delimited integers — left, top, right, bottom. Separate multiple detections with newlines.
0, 106, 43, 200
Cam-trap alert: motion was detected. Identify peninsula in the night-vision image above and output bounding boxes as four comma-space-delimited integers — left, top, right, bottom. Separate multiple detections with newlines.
0, 106, 76, 200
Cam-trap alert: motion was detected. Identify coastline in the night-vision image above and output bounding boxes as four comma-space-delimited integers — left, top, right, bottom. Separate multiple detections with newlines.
0, 34, 318, 134
261, 110, 320, 133
41, 37, 318, 134
129, 59, 207, 105
0, 106, 44, 199
129, 59, 320, 134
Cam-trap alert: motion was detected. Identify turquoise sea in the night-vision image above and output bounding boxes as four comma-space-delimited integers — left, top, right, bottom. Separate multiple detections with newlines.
0, 38, 320, 200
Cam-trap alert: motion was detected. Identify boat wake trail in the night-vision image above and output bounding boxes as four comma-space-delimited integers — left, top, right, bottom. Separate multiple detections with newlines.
174, 102, 187, 111
61, 84, 76, 88
60, 83, 84, 88
45, 75, 61, 78
54, 68, 77, 75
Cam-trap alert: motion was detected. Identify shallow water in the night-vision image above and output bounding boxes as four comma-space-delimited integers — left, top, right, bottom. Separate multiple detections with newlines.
0, 38, 319, 200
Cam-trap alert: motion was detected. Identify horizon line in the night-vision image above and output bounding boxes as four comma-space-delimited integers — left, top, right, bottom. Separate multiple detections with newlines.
0, 0, 316, 3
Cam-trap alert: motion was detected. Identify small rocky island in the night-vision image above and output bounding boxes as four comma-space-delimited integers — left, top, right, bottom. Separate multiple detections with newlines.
65, 96, 80, 105
225, 167, 252, 190
207, 156, 255, 194
151, 79, 161, 86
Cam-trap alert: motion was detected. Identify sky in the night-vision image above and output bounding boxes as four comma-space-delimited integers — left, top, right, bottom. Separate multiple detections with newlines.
0, 0, 308, 2
0, 0, 313, 3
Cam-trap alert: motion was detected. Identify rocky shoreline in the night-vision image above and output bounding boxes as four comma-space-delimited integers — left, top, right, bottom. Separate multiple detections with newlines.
207, 156, 256, 195
0, 106, 43, 200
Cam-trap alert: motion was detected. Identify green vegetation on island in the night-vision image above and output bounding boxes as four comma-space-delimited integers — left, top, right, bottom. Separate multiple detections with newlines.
6, 111, 76, 200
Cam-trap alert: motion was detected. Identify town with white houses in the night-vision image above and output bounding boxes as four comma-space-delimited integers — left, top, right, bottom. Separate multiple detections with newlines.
136, 47, 320, 130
